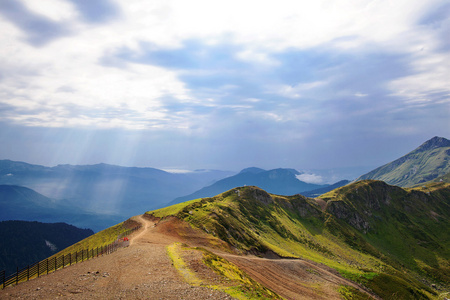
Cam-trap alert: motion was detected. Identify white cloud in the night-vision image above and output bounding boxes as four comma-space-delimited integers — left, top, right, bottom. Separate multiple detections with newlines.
21, 0, 77, 22
355, 93, 368, 97
0, 0, 448, 131
296, 173, 324, 184
161, 168, 193, 174
275, 81, 327, 99
389, 52, 450, 106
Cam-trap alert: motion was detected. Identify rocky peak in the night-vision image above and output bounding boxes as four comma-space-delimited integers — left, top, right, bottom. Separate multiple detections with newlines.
415, 136, 450, 153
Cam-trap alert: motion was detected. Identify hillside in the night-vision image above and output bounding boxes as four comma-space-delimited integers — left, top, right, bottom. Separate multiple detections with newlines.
0, 221, 93, 275
170, 168, 326, 205
2, 181, 448, 299
150, 181, 450, 299
356, 136, 450, 187
0, 215, 374, 299
0, 185, 122, 232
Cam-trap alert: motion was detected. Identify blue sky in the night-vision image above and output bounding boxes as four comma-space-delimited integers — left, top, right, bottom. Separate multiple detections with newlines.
0, 0, 449, 182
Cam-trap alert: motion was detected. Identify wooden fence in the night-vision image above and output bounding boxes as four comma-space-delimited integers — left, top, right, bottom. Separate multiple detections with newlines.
1, 226, 140, 290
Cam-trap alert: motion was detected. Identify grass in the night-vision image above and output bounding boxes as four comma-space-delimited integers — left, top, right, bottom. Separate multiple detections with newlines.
358, 145, 450, 187
166, 243, 202, 286
49, 217, 140, 258
147, 198, 203, 218
149, 183, 449, 299
338, 285, 372, 300
166, 242, 281, 299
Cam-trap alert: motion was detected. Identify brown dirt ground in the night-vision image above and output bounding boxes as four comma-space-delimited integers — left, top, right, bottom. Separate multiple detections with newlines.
0, 214, 378, 299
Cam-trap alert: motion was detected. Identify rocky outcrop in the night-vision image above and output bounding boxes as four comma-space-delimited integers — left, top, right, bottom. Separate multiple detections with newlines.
326, 200, 370, 232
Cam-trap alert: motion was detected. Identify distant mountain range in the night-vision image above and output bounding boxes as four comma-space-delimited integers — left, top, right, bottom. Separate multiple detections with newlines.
2, 136, 450, 298
0, 160, 234, 226
0, 220, 93, 275
300, 180, 351, 197
170, 167, 350, 205
1, 136, 448, 232
0, 185, 122, 232
356, 136, 450, 187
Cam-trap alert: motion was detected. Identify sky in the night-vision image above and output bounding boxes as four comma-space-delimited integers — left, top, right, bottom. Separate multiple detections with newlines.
0, 0, 449, 182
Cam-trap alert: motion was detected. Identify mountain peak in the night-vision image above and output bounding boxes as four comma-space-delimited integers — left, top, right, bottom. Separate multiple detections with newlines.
239, 167, 266, 174
414, 136, 450, 153
356, 136, 450, 187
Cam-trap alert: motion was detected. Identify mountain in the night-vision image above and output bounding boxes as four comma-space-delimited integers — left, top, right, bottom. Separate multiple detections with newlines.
301, 180, 350, 197
0, 160, 234, 219
356, 136, 450, 187
169, 168, 326, 205
0, 185, 123, 232
3, 180, 448, 298
149, 180, 450, 299
0, 220, 93, 275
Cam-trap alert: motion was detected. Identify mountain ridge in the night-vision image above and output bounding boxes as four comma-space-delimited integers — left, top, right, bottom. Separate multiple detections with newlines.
0, 184, 122, 232
0, 160, 235, 228
169, 167, 326, 205
150, 180, 450, 298
356, 136, 450, 187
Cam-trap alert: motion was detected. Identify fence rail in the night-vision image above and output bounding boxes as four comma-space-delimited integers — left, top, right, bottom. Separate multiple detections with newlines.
1, 226, 140, 290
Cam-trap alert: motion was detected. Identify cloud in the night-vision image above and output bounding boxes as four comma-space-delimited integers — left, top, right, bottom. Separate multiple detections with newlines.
296, 174, 324, 184
0, 0, 72, 46
66, 0, 120, 23
0, 0, 448, 171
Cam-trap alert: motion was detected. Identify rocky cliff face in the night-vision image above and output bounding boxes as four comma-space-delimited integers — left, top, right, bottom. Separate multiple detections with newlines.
322, 179, 450, 251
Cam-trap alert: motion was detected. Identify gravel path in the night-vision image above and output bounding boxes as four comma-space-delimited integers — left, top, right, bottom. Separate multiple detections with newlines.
0, 214, 376, 299
0, 215, 231, 299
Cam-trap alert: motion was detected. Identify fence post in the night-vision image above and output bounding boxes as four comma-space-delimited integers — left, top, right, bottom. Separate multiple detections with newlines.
37, 261, 40, 278
63, 255, 65, 268
1, 270, 4, 290
1, 270, 5, 290
27, 265, 29, 281
46, 259, 49, 274
16, 266, 18, 285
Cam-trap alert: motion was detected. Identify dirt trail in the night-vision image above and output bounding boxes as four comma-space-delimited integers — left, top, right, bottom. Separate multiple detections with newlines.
220, 254, 376, 300
0, 214, 376, 299
129, 215, 154, 245
0, 215, 231, 299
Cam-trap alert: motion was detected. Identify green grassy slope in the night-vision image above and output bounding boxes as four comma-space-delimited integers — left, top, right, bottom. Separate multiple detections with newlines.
322, 181, 450, 284
356, 136, 450, 187
147, 182, 450, 299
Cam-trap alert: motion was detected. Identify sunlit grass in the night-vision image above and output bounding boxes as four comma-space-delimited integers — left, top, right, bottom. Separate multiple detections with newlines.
166, 242, 281, 299
146, 198, 202, 218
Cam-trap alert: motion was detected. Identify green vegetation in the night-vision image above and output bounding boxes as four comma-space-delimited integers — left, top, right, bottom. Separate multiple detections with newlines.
150, 198, 203, 218
149, 181, 450, 299
338, 285, 372, 300
356, 137, 450, 187
166, 242, 281, 299
167, 243, 202, 286
49, 218, 139, 258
